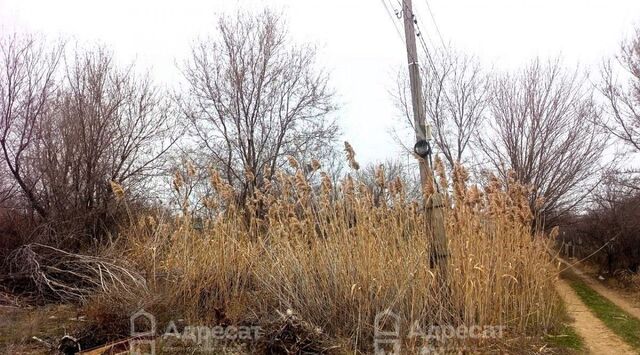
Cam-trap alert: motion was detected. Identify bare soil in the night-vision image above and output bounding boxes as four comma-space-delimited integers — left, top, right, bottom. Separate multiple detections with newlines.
0, 302, 88, 354
555, 278, 637, 354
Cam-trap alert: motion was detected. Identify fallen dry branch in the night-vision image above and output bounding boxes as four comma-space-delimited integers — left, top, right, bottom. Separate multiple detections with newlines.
0, 285, 21, 308
5, 243, 147, 301
258, 309, 338, 354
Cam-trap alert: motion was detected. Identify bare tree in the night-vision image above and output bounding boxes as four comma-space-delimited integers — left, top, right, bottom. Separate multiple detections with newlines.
0, 34, 63, 218
179, 10, 338, 202
1, 35, 177, 239
0, 156, 17, 207
601, 26, 640, 153
393, 49, 491, 170
479, 59, 607, 225
36, 47, 176, 227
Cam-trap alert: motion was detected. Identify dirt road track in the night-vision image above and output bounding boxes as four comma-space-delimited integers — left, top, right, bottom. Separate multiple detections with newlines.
555, 278, 636, 354
568, 265, 640, 321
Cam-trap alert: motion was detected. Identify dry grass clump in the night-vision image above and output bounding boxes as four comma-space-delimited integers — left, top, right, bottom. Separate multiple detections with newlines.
615, 270, 640, 290
257, 309, 336, 354
97, 157, 561, 352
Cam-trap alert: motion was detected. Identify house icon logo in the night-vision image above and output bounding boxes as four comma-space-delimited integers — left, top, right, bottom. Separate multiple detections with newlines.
374, 309, 401, 354
129, 309, 156, 355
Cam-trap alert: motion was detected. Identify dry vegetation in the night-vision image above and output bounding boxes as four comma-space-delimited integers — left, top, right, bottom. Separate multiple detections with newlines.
83, 153, 561, 353
4, 8, 640, 354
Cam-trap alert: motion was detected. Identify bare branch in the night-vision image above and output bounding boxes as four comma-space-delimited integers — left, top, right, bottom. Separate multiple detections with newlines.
179, 10, 339, 202
478, 59, 608, 225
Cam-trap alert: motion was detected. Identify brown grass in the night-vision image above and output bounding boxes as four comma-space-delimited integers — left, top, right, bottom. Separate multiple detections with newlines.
89, 158, 561, 353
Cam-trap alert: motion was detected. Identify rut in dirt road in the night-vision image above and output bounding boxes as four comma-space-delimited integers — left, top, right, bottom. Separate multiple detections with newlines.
556, 279, 636, 355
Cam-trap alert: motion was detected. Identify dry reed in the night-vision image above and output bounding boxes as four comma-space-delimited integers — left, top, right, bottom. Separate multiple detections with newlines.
97, 158, 561, 353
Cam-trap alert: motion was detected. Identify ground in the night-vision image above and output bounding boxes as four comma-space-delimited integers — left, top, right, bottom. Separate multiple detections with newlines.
2, 263, 640, 354
559, 260, 640, 354
575, 263, 640, 318
0, 303, 84, 354
556, 277, 636, 354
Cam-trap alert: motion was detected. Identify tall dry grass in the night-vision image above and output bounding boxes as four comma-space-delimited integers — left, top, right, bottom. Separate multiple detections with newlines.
92, 154, 561, 352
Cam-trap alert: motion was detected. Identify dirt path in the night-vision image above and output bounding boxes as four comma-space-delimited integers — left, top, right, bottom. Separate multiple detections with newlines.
556, 278, 637, 354
568, 264, 640, 321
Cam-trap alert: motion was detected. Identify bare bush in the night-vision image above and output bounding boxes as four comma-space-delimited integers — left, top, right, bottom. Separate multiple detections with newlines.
479, 59, 607, 225
179, 10, 338, 203
36, 47, 176, 235
0, 35, 177, 242
565, 174, 640, 274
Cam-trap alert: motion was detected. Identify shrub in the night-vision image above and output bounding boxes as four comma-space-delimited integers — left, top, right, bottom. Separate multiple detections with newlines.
562, 186, 640, 275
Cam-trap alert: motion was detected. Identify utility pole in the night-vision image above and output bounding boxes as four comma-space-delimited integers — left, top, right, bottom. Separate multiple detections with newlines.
401, 0, 429, 184
400, 0, 448, 279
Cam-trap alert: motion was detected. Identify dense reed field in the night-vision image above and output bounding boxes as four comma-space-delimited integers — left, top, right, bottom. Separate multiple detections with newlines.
89, 154, 561, 353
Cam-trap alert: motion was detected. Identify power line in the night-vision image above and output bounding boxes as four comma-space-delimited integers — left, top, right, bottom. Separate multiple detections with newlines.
379, 0, 405, 43
398, 0, 444, 103
400, 0, 458, 148
414, 17, 439, 74
399, 0, 449, 72
392, 0, 456, 139
420, 0, 454, 71
395, 0, 438, 75
406, 1, 443, 74
423, 0, 447, 49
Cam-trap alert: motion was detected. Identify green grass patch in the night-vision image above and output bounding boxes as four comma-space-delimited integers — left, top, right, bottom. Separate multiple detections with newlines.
544, 298, 584, 353
563, 270, 640, 350
544, 323, 584, 352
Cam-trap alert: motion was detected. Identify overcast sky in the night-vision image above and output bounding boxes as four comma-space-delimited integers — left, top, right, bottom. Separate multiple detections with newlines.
1, 0, 639, 165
